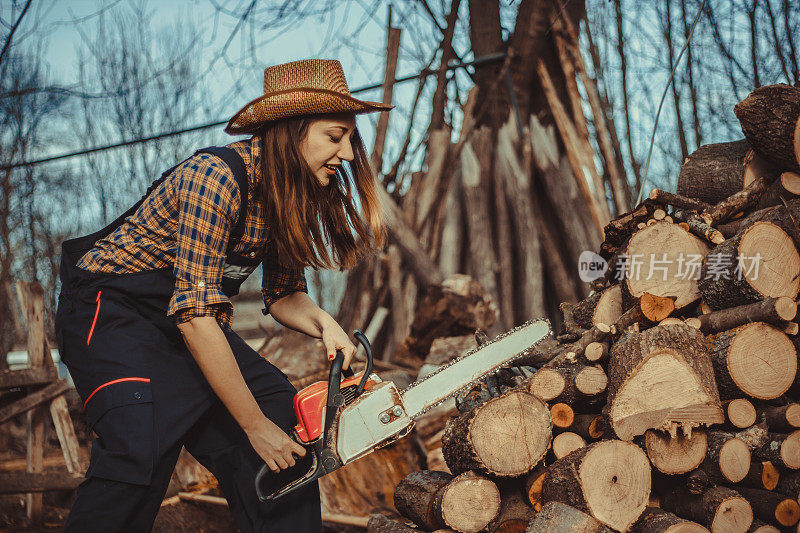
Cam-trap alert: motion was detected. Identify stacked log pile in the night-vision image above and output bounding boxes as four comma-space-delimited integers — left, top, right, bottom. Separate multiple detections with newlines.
370, 84, 800, 532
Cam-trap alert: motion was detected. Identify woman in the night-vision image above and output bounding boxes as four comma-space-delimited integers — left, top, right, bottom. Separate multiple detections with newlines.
55, 59, 390, 532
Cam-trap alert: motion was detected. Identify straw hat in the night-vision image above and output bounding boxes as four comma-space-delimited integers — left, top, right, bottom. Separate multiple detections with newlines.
225, 59, 392, 134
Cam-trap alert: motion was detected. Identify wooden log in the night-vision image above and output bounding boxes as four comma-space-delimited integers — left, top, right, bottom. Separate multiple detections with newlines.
541, 440, 650, 531
584, 341, 609, 363
526, 502, 613, 532
752, 431, 800, 469
527, 363, 607, 408
622, 222, 709, 309
707, 323, 796, 400
704, 176, 769, 225
321, 436, 425, 518
757, 403, 800, 432
672, 210, 725, 246
523, 465, 547, 511
551, 432, 586, 459
567, 414, 605, 441
717, 198, 800, 243
0, 380, 74, 424
573, 286, 623, 330
722, 399, 758, 430
601, 201, 659, 260
774, 469, 800, 500
394, 274, 497, 362
394, 470, 500, 532
645, 428, 708, 475
699, 430, 752, 483
550, 403, 575, 430
741, 461, 780, 491
734, 84, 800, 172
0, 367, 57, 390
630, 507, 710, 533
696, 297, 797, 334
661, 486, 753, 533
605, 324, 723, 441
699, 222, 800, 311
733, 486, 800, 528
677, 139, 779, 204
0, 472, 84, 493
747, 519, 779, 533
649, 189, 712, 213
49, 395, 83, 474
485, 482, 534, 533
367, 514, 418, 533
441, 389, 551, 477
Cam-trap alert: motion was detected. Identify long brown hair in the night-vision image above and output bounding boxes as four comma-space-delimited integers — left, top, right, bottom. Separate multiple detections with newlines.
257, 114, 386, 269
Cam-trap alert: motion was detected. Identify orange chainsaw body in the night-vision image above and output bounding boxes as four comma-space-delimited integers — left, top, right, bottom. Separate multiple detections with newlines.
293, 373, 377, 443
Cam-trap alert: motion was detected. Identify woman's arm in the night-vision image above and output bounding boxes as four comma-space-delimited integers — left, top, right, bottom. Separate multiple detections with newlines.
268, 291, 357, 369
177, 316, 306, 472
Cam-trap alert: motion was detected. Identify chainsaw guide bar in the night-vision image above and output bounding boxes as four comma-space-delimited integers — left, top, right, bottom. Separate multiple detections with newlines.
400, 318, 552, 419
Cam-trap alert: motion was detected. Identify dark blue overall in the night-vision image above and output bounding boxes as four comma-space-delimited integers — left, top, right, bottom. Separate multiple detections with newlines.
54, 147, 321, 532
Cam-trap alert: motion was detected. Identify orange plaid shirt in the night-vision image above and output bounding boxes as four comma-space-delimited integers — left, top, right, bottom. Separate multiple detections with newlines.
76, 136, 307, 329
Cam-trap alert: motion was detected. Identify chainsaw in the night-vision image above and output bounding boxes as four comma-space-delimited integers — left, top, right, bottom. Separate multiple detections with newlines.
255, 319, 551, 502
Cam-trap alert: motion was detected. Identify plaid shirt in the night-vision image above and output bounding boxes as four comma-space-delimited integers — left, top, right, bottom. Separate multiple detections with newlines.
76, 136, 307, 329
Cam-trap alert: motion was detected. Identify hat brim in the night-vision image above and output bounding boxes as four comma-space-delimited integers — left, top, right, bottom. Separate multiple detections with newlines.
225, 87, 393, 135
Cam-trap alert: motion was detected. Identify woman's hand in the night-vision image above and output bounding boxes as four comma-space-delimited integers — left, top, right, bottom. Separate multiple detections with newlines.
245, 416, 307, 473
321, 319, 357, 370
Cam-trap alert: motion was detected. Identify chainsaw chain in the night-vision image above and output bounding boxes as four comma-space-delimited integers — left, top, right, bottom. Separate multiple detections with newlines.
402, 318, 552, 419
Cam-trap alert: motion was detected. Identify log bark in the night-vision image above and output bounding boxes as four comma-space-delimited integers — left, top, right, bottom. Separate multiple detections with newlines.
699, 430, 752, 484
573, 286, 622, 330
775, 468, 800, 500
705, 176, 769, 225
735, 84, 800, 172
630, 507, 710, 533
541, 440, 650, 532
661, 486, 753, 533
707, 323, 797, 400
696, 297, 797, 334
441, 389, 551, 477
605, 324, 723, 441
486, 482, 534, 533
677, 140, 778, 204
699, 225, 800, 312
733, 486, 800, 528
649, 188, 712, 212
394, 470, 501, 533
741, 461, 780, 491
526, 501, 613, 533
758, 403, 800, 432
367, 515, 418, 533
527, 362, 606, 408
645, 428, 708, 475
751, 431, 800, 470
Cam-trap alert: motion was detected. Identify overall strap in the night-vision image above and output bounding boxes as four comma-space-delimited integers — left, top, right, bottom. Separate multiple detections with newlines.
195, 147, 249, 255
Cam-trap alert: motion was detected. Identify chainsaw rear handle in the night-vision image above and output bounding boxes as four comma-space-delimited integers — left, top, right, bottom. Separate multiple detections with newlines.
256, 331, 373, 502
256, 348, 346, 502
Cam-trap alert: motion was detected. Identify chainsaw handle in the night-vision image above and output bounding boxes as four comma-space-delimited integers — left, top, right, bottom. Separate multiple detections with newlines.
256, 350, 347, 502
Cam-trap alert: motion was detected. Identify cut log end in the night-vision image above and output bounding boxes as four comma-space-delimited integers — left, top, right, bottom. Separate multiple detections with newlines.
726, 399, 757, 429
719, 437, 751, 483
552, 432, 586, 459
775, 498, 800, 527
739, 222, 800, 300
575, 366, 608, 396
710, 495, 752, 533
781, 432, 800, 469
551, 403, 575, 429
645, 429, 708, 475
781, 171, 800, 195
726, 323, 797, 399
529, 369, 566, 402
439, 472, 501, 532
